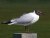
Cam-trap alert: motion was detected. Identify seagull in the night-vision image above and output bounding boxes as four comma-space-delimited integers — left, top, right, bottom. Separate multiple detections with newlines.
1, 10, 42, 32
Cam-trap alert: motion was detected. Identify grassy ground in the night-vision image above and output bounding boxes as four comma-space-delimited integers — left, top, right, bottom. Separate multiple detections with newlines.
0, 2, 50, 38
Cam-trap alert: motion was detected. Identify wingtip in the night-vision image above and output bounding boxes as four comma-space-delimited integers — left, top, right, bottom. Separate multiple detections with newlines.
1, 20, 12, 24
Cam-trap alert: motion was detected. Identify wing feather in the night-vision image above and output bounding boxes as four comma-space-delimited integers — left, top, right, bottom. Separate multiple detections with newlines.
16, 13, 34, 24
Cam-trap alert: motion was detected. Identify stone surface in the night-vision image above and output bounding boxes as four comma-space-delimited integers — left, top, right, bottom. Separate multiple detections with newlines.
13, 33, 37, 38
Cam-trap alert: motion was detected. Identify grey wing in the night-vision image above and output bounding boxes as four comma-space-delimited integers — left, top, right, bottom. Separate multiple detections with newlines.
10, 13, 34, 24
16, 15, 34, 24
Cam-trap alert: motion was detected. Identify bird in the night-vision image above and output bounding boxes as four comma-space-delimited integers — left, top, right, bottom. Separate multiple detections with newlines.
1, 10, 42, 32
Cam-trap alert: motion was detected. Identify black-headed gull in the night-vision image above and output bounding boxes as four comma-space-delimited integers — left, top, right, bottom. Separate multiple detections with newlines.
1, 10, 42, 32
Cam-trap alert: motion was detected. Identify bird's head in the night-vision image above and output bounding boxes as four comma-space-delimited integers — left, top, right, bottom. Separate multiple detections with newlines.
34, 10, 43, 16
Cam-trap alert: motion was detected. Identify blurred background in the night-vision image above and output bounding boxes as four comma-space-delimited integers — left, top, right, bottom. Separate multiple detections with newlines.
0, 0, 50, 38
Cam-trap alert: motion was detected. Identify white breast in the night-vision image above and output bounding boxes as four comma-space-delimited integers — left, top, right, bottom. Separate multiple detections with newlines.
31, 14, 39, 24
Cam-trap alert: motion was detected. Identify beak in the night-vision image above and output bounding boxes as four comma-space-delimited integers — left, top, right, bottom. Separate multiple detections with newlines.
39, 12, 45, 15
41, 12, 45, 15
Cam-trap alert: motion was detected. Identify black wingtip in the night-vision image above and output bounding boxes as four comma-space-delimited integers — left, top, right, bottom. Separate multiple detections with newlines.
1, 20, 12, 24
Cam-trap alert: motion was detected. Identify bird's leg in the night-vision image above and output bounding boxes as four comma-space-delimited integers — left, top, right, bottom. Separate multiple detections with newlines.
25, 26, 27, 32
24, 26, 29, 33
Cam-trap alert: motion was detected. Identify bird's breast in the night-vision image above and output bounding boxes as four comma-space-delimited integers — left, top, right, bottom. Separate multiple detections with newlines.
31, 15, 39, 24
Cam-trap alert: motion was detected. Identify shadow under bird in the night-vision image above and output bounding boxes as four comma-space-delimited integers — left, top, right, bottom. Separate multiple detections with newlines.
1, 10, 43, 32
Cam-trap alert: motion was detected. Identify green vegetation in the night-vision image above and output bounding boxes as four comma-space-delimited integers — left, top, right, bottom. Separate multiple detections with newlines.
0, 0, 50, 38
